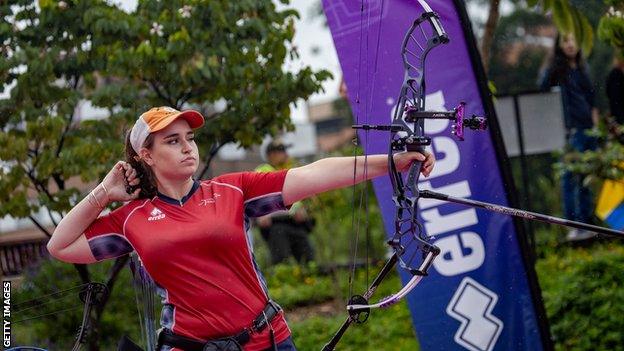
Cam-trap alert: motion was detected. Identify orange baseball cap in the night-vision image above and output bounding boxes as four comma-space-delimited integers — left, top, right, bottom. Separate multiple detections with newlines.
129, 106, 204, 153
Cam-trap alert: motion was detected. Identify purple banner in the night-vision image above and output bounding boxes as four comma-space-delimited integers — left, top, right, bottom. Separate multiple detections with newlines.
322, 1, 548, 350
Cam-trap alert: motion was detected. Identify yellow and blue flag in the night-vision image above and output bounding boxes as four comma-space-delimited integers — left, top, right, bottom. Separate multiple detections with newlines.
596, 179, 624, 230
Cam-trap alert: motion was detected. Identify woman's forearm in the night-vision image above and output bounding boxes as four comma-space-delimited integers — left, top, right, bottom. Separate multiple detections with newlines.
283, 152, 433, 205
47, 184, 109, 252
283, 155, 391, 205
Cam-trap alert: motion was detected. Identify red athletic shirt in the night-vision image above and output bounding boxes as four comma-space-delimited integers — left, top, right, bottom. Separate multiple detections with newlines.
84, 171, 291, 351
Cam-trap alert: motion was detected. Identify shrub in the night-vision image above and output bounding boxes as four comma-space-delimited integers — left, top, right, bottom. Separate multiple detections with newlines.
537, 243, 624, 350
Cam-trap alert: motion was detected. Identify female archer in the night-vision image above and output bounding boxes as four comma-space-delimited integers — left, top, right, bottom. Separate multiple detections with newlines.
46, 106, 435, 351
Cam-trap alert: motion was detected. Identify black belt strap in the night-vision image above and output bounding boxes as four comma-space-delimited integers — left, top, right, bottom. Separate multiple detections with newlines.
158, 328, 247, 351
157, 300, 281, 351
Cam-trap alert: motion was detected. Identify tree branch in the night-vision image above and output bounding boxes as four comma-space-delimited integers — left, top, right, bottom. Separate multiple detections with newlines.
55, 107, 76, 159
198, 141, 229, 179
145, 79, 176, 107
24, 166, 56, 203
73, 264, 91, 285
481, 0, 500, 75
28, 215, 52, 237
97, 255, 129, 316
45, 207, 58, 228
178, 87, 206, 107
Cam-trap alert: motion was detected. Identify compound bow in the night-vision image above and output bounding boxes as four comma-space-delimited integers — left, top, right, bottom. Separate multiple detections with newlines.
323, 1, 623, 349
323, 1, 486, 349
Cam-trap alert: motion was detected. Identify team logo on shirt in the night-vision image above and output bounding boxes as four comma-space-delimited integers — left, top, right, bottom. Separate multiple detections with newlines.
148, 207, 166, 221
200, 193, 220, 206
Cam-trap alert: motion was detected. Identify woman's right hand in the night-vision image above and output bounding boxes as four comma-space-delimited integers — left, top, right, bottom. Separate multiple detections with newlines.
100, 161, 141, 203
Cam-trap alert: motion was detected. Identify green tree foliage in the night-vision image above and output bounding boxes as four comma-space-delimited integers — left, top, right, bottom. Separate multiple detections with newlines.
558, 122, 624, 185
85, 0, 331, 171
527, 0, 595, 54
537, 243, 624, 350
1, 0, 330, 221
598, 0, 624, 55
487, 8, 551, 94
1, 0, 122, 222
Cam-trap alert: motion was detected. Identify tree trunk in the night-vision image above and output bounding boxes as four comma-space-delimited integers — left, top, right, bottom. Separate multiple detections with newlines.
198, 142, 228, 180
481, 0, 501, 75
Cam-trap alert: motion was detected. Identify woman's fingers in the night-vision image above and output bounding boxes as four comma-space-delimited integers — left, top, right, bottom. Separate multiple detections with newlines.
424, 157, 434, 169
130, 187, 141, 199
422, 165, 432, 177
109, 161, 140, 191
126, 168, 137, 181
420, 152, 434, 177
394, 151, 435, 175
413, 152, 426, 162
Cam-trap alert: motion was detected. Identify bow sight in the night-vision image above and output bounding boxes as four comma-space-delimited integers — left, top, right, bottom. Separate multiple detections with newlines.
353, 102, 488, 144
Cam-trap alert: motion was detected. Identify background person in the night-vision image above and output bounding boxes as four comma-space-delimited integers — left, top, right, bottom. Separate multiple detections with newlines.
255, 140, 315, 265
46, 106, 435, 351
540, 33, 599, 242
606, 52, 624, 126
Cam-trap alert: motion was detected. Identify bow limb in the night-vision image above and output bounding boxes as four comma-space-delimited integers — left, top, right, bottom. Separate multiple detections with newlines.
347, 276, 425, 311
72, 283, 108, 351
346, 247, 438, 312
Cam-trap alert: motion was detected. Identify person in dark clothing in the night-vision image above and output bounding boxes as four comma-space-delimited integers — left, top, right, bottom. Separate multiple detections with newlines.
255, 140, 316, 264
540, 33, 599, 242
606, 54, 624, 125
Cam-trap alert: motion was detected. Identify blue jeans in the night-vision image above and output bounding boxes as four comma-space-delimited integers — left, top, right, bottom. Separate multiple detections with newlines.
562, 129, 597, 223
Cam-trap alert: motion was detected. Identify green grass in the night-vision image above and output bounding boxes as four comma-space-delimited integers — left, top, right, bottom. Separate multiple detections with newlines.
535, 240, 624, 351
257, 260, 422, 350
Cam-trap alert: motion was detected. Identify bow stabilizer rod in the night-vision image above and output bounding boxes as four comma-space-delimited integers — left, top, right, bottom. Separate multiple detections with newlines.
420, 190, 624, 238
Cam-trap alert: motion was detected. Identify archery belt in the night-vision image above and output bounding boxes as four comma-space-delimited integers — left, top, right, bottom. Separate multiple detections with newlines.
156, 300, 282, 351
